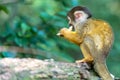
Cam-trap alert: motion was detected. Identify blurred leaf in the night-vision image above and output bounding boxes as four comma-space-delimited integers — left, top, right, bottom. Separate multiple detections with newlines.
0, 5, 8, 13
2, 52, 16, 58
21, 22, 31, 35
0, 26, 11, 37
39, 12, 52, 23
14, 38, 29, 47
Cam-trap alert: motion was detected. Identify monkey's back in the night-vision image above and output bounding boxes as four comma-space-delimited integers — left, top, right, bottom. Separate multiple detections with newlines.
85, 19, 114, 55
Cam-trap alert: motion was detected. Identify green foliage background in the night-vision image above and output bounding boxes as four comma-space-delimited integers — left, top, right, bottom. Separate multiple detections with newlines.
0, 0, 120, 77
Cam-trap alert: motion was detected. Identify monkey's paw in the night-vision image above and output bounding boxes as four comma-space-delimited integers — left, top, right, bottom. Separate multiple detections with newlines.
75, 58, 93, 64
57, 28, 68, 37
75, 59, 86, 64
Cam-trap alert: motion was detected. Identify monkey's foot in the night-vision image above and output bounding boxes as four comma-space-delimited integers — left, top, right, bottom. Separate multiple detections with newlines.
75, 58, 93, 64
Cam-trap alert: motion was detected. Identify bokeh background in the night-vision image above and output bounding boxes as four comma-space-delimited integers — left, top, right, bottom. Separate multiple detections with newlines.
0, 0, 120, 77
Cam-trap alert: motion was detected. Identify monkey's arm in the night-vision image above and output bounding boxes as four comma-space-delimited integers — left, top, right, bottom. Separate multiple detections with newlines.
57, 28, 83, 45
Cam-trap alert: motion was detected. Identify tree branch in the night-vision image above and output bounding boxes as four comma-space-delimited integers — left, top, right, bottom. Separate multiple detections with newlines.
0, 46, 49, 57
0, 58, 100, 80
0, 46, 74, 61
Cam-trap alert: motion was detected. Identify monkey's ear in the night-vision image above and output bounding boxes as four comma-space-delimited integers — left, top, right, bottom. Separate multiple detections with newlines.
74, 11, 82, 20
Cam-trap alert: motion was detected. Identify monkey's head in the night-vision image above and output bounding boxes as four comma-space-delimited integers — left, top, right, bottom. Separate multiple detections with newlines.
67, 6, 92, 29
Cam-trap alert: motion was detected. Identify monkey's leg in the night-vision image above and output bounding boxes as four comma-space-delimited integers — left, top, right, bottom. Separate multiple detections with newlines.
83, 37, 114, 80
76, 42, 93, 63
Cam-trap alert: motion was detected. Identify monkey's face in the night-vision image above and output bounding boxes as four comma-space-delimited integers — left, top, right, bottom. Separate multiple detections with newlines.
67, 6, 92, 31
74, 11, 88, 23
67, 10, 88, 31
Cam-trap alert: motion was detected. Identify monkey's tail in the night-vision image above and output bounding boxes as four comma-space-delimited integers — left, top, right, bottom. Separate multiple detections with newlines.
94, 61, 114, 80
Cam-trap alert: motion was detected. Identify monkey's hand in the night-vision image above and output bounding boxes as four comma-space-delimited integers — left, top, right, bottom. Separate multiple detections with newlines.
57, 28, 83, 45
57, 28, 69, 37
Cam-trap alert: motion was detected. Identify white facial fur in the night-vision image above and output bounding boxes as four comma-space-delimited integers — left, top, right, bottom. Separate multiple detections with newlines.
67, 16, 75, 31
67, 16, 72, 24
74, 11, 88, 23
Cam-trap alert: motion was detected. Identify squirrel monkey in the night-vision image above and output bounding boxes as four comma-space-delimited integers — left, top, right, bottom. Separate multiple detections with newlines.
57, 6, 114, 80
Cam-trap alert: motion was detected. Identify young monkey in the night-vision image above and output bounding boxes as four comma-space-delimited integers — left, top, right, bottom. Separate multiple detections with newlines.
57, 6, 114, 80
